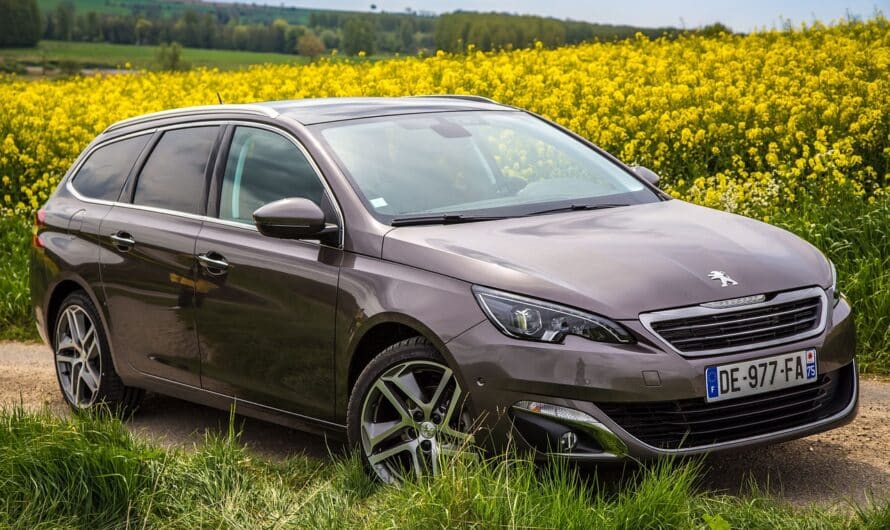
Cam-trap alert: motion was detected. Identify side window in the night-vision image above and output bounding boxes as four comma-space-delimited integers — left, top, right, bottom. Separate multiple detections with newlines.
219, 127, 325, 224
133, 126, 219, 215
71, 135, 150, 201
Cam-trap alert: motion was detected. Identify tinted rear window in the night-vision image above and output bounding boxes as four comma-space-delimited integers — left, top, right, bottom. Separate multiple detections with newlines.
133, 127, 219, 215
71, 135, 150, 201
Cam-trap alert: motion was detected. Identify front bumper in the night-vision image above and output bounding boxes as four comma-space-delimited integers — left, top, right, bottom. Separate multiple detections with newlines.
445, 295, 858, 460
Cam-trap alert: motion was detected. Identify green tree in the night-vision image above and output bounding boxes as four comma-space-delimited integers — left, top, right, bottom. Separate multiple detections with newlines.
172, 10, 202, 47
399, 18, 415, 52
0, 0, 42, 47
270, 18, 289, 53
53, 0, 74, 41
84, 11, 101, 41
285, 24, 306, 53
342, 17, 375, 55
134, 18, 152, 45
296, 32, 325, 57
155, 41, 189, 71
199, 13, 216, 48
698, 22, 732, 38
319, 28, 340, 50
232, 25, 249, 50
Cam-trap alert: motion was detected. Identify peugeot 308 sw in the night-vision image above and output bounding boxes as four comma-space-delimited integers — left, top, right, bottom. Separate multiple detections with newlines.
31, 96, 857, 483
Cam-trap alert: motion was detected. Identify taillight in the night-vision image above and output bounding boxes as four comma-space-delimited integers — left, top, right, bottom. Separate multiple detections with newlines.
32, 208, 46, 248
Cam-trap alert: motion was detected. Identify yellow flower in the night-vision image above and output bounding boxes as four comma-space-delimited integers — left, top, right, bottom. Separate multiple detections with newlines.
1, 19, 887, 218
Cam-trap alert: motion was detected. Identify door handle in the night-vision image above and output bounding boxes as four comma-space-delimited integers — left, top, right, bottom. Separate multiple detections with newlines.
110, 232, 136, 251
197, 252, 229, 274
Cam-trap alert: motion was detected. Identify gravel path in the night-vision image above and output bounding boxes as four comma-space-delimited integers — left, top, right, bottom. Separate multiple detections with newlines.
2, 340, 887, 507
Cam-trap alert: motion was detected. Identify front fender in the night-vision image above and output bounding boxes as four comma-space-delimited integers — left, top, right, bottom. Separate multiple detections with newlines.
334, 252, 486, 421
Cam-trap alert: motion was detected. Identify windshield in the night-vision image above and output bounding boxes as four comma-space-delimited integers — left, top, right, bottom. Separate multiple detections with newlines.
313, 111, 660, 222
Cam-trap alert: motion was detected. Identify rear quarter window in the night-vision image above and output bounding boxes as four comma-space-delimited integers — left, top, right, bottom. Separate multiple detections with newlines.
71, 134, 151, 201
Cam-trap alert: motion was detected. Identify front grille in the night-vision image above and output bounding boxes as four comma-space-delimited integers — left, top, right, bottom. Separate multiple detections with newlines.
648, 294, 823, 354
597, 364, 853, 450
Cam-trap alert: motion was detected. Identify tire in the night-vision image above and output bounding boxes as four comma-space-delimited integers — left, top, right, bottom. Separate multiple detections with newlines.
52, 291, 143, 413
347, 337, 473, 484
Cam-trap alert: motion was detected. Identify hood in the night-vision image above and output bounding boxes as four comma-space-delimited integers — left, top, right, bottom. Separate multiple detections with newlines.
381, 200, 832, 320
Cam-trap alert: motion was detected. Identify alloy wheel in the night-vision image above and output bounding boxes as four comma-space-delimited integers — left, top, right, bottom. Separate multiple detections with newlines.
360, 360, 473, 484
55, 305, 102, 408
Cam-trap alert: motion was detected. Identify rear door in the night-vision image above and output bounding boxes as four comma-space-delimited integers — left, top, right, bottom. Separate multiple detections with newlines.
33, 133, 152, 338
99, 125, 221, 386
194, 124, 342, 420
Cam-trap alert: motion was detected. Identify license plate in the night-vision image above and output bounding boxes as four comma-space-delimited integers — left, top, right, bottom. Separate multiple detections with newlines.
705, 349, 817, 403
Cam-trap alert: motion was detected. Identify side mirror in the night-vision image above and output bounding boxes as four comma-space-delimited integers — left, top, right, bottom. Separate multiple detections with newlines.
632, 166, 660, 187
253, 198, 337, 240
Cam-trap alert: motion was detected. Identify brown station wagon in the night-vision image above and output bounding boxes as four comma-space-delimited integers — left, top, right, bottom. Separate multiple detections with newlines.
30, 96, 858, 483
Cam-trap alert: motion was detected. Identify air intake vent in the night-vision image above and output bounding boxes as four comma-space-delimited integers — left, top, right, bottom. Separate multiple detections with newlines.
597, 363, 854, 450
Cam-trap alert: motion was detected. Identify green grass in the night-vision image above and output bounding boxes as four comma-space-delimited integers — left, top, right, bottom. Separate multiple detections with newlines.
0, 40, 311, 70
774, 198, 890, 374
0, 216, 34, 341
1, 407, 887, 528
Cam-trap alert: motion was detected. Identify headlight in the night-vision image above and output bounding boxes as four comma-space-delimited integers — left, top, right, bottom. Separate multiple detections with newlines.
472, 286, 634, 344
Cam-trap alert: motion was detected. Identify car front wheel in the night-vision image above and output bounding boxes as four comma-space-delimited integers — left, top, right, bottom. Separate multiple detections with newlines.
347, 337, 474, 484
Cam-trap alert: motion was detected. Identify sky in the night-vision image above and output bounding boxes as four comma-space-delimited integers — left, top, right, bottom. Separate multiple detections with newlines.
218, 0, 887, 32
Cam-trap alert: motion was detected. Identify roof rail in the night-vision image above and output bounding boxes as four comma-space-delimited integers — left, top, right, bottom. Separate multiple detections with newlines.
103, 104, 280, 133
406, 94, 501, 105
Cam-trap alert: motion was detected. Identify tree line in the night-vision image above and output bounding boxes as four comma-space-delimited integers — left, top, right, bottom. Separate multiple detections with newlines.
36, 1, 437, 56
435, 12, 682, 52
1, 0, 710, 56
0, 0, 41, 47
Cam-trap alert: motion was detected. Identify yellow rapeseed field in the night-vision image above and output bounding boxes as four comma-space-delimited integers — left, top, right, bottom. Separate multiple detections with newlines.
1, 19, 888, 217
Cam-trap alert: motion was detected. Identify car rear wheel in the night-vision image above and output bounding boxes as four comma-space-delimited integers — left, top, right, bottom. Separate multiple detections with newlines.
53, 291, 143, 412
347, 337, 474, 484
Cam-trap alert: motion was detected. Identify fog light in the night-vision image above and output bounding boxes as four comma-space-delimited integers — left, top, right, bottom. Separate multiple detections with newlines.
512, 400, 628, 457
559, 431, 578, 452
514, 401, 594, 423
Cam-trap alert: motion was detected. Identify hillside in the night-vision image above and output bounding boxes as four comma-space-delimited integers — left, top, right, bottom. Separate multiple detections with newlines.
29, 0, 675, 56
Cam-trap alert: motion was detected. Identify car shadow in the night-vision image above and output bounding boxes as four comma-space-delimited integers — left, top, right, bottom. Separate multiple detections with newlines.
125, 393, 889, 507
128, 392, 346, 461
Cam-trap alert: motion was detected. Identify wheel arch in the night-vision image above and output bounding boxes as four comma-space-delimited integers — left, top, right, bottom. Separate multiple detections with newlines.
345, 313, 457, 397
44, 275, 120, 373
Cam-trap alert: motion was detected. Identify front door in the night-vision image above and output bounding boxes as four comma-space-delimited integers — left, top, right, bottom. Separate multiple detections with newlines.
99, 125, 221, 386
194, 125, 341, 420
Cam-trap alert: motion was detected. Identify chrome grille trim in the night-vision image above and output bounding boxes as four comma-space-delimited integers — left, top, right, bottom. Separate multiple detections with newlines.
639, 287, 828, 357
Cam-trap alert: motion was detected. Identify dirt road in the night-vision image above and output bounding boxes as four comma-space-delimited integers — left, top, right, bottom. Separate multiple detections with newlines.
2, 340, 887, 507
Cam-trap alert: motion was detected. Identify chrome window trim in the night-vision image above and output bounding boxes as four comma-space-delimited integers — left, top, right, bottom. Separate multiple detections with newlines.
66, 119, 346, 249
639, 286, 828, 357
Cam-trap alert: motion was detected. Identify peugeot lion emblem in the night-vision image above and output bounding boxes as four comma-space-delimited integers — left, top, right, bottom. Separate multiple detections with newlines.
708, 271, 738, 287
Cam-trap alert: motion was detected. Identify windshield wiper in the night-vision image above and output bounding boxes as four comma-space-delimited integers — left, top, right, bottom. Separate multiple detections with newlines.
390, 214, 508, 227
526, 203, 629, 216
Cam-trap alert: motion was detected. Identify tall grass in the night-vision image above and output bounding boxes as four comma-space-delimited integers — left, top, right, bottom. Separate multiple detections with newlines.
0, 407, 157, 528
0, 407, 887, 528
0, 216, 33, 341
774, 198, 890, 373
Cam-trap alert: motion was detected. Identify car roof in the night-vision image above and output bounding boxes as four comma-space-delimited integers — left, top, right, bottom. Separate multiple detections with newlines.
103, 96, 513, 134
